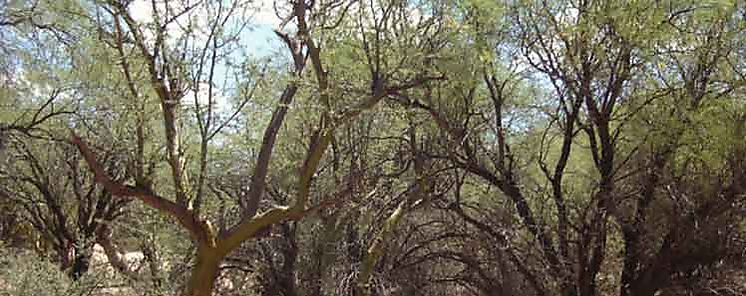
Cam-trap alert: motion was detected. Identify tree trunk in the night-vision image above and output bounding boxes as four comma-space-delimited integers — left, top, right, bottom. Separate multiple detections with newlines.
60, 241, 93, 281
184, 248, 223, 296
70, 243, 93, 281
70, 251, 91, 280
622, 280, 659, 296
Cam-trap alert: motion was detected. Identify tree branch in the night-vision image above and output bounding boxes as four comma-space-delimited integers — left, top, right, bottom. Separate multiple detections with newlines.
70, 134, 210, 244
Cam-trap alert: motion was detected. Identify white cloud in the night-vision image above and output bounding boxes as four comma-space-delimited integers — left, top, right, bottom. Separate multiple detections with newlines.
250, 0, 281, 26
128, 0, 153, 23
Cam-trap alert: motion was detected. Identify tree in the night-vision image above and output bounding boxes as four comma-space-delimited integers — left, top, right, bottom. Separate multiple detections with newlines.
68, 0, 444, 295
1, 0, 745, 295
0, 138, 130, 279
393, 0, 745, 295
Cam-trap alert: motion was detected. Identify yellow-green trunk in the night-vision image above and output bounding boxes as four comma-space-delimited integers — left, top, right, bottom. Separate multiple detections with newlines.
184, 248, 222, 296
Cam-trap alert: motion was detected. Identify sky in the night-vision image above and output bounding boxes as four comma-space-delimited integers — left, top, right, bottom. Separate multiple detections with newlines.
128, 0, 282, 58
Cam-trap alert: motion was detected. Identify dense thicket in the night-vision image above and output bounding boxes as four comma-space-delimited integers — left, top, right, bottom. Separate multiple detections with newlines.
1, 0, 744, 296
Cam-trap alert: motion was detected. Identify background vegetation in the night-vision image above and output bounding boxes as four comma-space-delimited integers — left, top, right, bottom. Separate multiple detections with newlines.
1, 0, 744, 295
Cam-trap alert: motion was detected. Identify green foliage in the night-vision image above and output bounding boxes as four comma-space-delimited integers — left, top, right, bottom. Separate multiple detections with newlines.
0, 248, 104, 296
1, 0, 745, 295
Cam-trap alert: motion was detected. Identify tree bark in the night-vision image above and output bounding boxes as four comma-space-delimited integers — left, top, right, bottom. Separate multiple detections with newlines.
70, 243, 92, 280
184, 247, 223, 296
